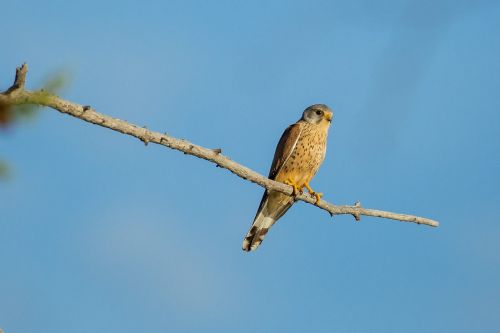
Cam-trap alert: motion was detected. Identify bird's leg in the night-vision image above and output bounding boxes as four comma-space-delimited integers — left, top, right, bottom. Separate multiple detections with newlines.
304, 182, 323, 204
285, 178, 301, 196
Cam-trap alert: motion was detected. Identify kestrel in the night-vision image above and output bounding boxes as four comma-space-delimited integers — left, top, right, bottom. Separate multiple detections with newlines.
242, 104, 333, 252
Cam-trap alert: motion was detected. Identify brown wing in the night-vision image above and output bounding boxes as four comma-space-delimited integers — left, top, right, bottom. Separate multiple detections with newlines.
242, 123, 302, 251
268, 122, 302, 180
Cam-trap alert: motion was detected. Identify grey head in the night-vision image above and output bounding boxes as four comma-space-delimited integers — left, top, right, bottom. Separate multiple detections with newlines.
301, 104, 333, 125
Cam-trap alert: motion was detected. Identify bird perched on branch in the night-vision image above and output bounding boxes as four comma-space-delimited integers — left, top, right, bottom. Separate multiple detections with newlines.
242, 104, 333, 251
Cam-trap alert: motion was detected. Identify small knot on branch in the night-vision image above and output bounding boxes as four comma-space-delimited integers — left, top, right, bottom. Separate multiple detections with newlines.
183, 144, 194, 154
352, 201, 362, 221
140, 126, 151, 146
159, 133, 171, 145
80, 105, 92, 115
212, 148, 222, 154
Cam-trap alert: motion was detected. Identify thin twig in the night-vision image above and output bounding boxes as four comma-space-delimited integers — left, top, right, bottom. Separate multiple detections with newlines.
4, 63, 28, 94
0, 64, 439, 227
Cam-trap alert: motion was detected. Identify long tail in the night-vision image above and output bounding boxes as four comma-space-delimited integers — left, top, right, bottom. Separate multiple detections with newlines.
242, 191, 293, 252
242, 212, 276, 252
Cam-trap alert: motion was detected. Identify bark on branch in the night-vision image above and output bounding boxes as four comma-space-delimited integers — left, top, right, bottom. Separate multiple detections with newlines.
0, 64, 439, 227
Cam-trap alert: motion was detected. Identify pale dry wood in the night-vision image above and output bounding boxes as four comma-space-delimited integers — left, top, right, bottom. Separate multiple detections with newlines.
0, 64, 439, 227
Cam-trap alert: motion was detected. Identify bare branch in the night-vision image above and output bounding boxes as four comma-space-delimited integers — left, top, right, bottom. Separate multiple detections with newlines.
0, 64, 439, 227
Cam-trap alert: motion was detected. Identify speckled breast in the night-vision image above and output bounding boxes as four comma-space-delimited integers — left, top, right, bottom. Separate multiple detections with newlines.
278, 122, 328, 185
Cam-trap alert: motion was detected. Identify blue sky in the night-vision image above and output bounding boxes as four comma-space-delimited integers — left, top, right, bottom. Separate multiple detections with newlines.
1, 0, 500, 332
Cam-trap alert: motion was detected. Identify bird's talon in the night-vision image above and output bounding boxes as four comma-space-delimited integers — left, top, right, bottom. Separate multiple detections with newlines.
285, 179, 300, 197
312, 192, 323, 204
304, 182, 323, 203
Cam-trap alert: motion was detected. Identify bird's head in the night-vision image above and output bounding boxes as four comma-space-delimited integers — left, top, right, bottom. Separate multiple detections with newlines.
301, 104, 333, 125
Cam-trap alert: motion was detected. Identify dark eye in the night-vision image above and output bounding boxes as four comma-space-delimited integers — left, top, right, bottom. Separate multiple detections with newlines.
315, 110, 323, 116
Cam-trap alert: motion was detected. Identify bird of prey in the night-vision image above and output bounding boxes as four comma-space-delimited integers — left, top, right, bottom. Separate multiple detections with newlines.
242, 104, 333, 251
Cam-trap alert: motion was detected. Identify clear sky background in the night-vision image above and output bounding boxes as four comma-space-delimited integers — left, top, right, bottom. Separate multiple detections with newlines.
1, 0, 500, 332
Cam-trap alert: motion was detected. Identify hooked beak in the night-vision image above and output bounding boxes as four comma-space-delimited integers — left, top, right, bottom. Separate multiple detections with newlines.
325, 111, 333, 122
